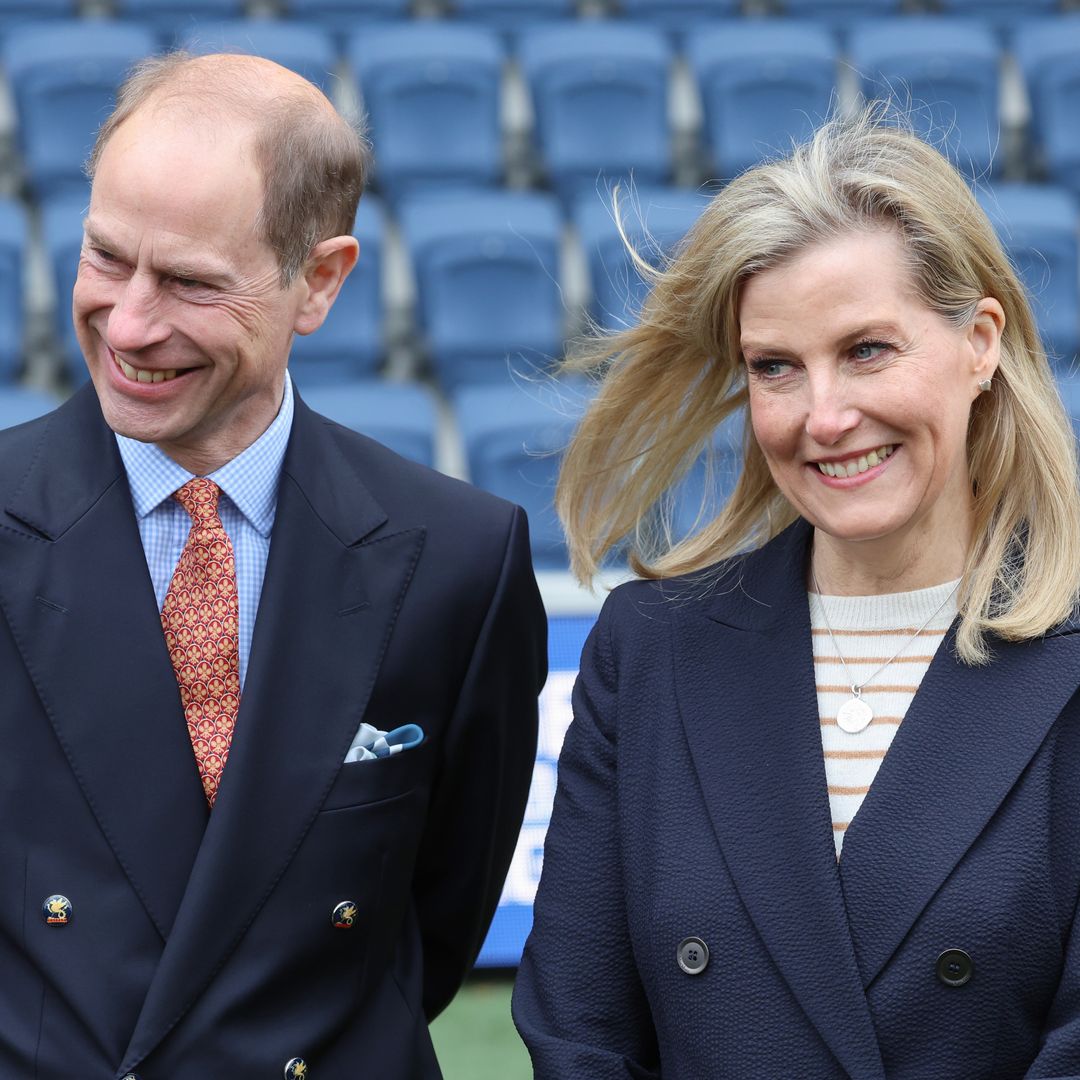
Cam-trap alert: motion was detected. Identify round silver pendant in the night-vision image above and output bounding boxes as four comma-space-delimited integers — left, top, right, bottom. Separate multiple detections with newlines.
836, 697, 874, 734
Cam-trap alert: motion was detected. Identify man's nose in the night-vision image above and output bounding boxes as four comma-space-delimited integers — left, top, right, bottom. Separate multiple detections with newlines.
104, 275, 170, 354
804, 374, 861, 447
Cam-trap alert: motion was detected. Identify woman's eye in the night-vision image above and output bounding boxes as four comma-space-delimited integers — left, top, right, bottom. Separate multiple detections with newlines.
853, 341, 889, 361
749, 358, 790, 379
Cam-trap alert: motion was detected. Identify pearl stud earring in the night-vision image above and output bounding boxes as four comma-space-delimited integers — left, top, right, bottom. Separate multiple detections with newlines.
979, 379, 992, 392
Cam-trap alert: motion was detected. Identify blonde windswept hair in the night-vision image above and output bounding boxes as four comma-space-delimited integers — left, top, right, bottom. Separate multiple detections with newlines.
557, 107, 1080, 664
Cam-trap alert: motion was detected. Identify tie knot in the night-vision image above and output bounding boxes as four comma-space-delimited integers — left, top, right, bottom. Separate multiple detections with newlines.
173, 478, 222, 526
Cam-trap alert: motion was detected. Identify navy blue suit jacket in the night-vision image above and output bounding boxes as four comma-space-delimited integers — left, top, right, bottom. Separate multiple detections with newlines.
0, 383, 547, 1078
514, 520, 1080, 1079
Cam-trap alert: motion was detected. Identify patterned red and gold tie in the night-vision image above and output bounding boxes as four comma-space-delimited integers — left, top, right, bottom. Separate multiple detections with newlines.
160, 478, 241, 807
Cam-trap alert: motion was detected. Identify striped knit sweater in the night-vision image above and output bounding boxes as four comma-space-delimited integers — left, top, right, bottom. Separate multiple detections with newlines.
809, 580, 960, 858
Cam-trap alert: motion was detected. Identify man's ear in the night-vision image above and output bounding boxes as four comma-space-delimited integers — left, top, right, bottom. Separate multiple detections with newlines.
293, 235, 359, 336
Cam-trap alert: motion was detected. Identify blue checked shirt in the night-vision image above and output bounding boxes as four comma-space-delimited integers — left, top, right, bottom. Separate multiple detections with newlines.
115, 372, 295, 688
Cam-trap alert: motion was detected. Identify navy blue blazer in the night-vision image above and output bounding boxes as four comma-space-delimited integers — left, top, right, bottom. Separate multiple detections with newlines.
0, 383, 547, 1078
514, 520, 1080, 1079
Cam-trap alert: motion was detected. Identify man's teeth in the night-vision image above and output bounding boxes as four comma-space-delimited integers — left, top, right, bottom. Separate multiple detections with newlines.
115, 354, 178, 384
817, 445, 895, 478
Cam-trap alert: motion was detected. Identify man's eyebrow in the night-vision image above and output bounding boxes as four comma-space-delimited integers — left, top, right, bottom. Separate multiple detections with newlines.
82, 219, 233, 285
82, 221, 113, 251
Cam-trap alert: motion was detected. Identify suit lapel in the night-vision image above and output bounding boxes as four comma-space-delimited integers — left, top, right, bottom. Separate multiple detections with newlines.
120, 398, 424, 1072
0, 386, 207, 941
672, 521, 886, 1080
838, 624, 1080, 987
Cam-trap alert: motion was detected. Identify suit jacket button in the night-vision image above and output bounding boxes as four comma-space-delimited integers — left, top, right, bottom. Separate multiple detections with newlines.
284, 1058, 308, 1079
936, 948, 973, 987
677, 937, 709, 975
331, 900, 358, 929
42, 895, 72, 925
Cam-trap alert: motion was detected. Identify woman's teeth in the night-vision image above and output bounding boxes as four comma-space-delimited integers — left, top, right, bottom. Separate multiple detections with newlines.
114, 353, 178, 384
817, 445, 895, 478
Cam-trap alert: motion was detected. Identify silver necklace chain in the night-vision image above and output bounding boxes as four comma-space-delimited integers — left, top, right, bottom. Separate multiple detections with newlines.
810, 563, 961, 733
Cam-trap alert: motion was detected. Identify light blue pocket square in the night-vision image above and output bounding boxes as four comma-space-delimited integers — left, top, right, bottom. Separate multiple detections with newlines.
344, 722, 425, 764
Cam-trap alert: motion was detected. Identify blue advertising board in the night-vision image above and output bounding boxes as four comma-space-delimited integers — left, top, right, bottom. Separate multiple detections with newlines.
475, 612, 597, 967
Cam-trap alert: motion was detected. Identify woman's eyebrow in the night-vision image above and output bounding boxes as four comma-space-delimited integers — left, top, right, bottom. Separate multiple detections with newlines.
741, 320, 906, 356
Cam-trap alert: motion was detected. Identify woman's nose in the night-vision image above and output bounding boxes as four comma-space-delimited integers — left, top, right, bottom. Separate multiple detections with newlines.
804, 378, 861, 447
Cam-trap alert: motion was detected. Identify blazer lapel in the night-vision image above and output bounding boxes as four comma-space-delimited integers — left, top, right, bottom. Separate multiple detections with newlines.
838, 623, 1080, 988
0, 387, 208, 941
672, 521, 886, 1080
120, 398, 424, 1072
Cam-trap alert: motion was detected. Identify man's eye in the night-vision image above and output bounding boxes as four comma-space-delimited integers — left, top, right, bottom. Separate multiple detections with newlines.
93, 247, 118, 263
172, 276, 207, 290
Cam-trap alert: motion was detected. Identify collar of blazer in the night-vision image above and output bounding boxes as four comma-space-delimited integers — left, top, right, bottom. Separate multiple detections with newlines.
0, 384, 427, 1074
668, 518, 1080, 1080
2, 381, 390, 547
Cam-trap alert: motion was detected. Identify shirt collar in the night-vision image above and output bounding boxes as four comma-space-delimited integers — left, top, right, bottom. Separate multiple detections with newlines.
115, 370, 295, 538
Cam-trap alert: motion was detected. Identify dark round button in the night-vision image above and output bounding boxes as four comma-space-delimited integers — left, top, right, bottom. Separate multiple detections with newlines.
331, 900, 358, 930
936, 948, 973, 987
42, 895, 72, 926
284, 1057, 308, 1079
676, 936, 709, 976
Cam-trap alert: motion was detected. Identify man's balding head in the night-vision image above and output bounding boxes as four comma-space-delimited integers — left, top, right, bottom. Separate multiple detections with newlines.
88, 52, 370, 285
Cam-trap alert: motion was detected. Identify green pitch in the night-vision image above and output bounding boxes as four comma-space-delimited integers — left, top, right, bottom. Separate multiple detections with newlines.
430, 975, 532, 1080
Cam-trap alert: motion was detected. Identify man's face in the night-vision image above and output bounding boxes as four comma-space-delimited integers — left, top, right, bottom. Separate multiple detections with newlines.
74, 108, 307, 472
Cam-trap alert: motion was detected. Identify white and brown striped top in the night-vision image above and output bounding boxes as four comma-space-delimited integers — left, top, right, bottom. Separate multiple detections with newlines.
808, 580, 960, 859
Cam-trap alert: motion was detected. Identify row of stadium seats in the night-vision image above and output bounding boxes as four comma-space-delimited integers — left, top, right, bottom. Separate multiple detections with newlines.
15, 181, 1078, 391
8, 15, 1080, 201
1, 2, 1072, 36
5, 369, 1080, 570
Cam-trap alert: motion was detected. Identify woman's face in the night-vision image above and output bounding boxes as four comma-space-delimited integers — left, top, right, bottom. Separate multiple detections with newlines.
739, 229, 1001, 562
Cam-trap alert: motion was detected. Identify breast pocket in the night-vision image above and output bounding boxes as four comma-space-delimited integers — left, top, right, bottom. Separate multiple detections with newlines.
321, 737, 435, 812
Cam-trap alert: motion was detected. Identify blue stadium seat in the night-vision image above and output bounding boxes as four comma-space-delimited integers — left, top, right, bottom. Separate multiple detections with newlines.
574, 186, 708, 331
179, 21, 338, 93
976, 183, 1080, 366
115, 0, 243, 41
672, 412, 744, 542
688, 20, 837, 181
0, 0, 75, 29
0, 386, 58, 429
614, 0, 739, 36
288, 196, 386, 383
41, 192, 88, 384
1015, 16, 1080, 194
282, 0, 410, 37
446, 0, 576, 33
456, 380, 592, 568
1055, 371, 1080, 444
519, 22, 673, 202
296, 380, 438, 467
938, 0, 1059, 31
3, 22, 158, 200
400, 190, 564, 388
0, 199, 28, 384
777, 0, 901, 17
850, 18, 1002, 179
348, 23, 503, 195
